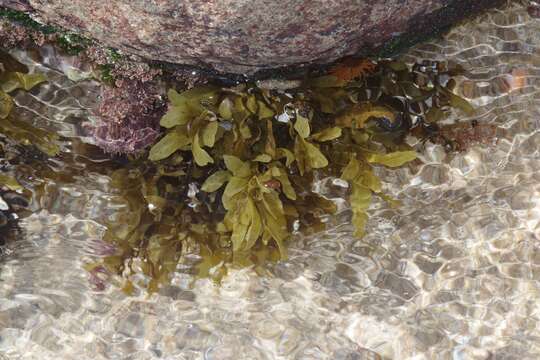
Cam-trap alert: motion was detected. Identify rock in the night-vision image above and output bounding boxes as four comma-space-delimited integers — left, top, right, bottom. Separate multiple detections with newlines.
0, 0, 503, 74
1, 0, 30, 12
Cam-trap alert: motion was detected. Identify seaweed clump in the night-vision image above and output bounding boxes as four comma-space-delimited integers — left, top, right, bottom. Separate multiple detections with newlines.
0, 50, 50, 245
92, 58, 477, 290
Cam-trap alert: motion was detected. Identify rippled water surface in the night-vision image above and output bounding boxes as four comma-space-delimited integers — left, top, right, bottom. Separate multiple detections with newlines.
2, 2, 540, 359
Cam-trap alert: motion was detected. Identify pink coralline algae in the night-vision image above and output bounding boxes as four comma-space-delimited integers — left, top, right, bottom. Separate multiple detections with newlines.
83, 46, 162, 83
0, 19, 48, 49
89, 79, 165, 154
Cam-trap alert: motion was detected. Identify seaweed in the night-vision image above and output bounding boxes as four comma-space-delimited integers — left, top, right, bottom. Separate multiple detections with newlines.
0, 52, 55, 155
0, 45, 480, 292
90, 57, 477, 292
0, 51, 52, 243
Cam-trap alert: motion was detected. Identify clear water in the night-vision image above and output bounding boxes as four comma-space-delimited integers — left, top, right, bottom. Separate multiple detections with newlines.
1, 2, 540, 359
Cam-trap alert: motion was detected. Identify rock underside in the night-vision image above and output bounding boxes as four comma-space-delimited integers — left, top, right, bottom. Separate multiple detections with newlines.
0, 0, 504, 75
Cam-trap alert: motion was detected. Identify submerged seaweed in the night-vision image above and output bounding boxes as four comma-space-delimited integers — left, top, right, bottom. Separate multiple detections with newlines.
88, 58, 478, 291
0, 51, 51, 244
0, 45, 482, 292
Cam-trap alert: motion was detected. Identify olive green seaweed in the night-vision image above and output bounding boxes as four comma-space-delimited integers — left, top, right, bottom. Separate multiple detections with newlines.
139, 58, 473, 276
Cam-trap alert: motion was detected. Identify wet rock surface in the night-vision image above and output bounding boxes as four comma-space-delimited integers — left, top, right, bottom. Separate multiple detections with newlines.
1, 0, 504, 74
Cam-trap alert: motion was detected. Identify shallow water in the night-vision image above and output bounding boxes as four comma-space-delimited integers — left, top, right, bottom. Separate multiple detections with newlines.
1, 2, 540, 359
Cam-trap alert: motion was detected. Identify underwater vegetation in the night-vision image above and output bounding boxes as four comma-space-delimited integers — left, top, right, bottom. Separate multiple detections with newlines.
88, 57, 482, 291
0, 45, 488, 291
146, 58, 474, 247
0, 50, 50, 245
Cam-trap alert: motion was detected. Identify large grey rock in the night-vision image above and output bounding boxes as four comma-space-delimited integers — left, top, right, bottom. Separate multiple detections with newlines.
1, 0, 503, 74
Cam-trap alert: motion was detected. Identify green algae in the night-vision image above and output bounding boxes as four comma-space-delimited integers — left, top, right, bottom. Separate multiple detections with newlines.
56, 33, 91, 55
0, 7, 56, 34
